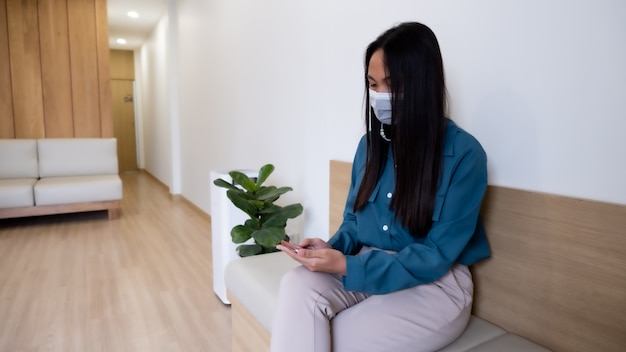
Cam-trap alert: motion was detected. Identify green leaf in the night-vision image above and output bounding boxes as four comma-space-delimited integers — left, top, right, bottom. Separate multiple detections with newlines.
263, 204, 304, 227
251, 227, 286, 247
237, 244, 263, 257
226, 190, 257, 217
244, 218, 260, 228
232, 189, 253, 200
229, 171, 258, 192
281, 203, 304, 218
255, 186, 276, 199
248, 199, 266, 210
256, 186, 293, 201
262, 213, 288, 228
258, 204, 281, 215
276, 203, 304, 219
213, 178, 238, 191
260, 245, 280, 254
231, 225, 253, 243
256, 164, 275, 187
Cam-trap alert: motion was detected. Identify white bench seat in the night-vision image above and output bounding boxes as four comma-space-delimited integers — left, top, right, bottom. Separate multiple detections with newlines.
225, 252, 550, 351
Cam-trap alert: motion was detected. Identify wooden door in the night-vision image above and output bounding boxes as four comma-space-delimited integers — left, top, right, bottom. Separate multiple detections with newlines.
111, 79, 138, 172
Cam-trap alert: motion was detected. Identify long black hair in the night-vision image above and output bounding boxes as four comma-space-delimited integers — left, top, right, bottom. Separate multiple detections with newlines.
355, 22, 448, 237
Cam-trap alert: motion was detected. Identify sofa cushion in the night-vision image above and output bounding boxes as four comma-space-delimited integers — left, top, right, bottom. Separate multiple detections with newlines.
439, 316, 507, 351
0, 178, 37, 208
0, 139, 38, 179
34, 175, 122, 206
37, 138, 119, 177
466, 333, 551, 351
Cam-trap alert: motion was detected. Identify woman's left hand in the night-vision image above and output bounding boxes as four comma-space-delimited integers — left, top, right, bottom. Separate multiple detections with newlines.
277, 240, 347, 275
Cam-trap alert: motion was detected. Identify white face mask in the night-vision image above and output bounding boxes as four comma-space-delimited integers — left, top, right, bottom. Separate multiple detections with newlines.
368, 89, 392, 125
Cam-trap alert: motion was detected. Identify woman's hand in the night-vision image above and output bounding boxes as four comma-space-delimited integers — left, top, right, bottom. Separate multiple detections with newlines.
276, 239, 346, 275
298, 237, 332, 250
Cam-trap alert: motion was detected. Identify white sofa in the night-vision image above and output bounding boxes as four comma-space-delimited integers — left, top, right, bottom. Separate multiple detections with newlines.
0, 138, 123, 220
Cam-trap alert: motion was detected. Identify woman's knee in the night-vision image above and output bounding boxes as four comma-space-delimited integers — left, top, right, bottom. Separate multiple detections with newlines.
278, 266, 329, 301
278, 266, 346, 307
280, 266, 316, 291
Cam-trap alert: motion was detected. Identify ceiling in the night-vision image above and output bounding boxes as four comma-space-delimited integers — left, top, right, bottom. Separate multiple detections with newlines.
107, 0, 168, 50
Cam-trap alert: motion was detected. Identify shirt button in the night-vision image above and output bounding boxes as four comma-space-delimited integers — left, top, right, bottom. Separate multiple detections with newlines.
382, 225, 389, 231
386, 192, 392, 199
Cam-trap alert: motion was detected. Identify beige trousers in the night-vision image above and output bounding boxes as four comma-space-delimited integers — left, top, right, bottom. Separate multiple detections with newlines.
270, 262, 473, 352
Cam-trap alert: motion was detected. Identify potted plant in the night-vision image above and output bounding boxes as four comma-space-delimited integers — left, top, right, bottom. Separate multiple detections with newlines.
213, 164, 303, 257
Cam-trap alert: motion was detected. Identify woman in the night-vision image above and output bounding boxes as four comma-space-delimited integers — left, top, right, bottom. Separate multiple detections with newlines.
272, 22, 490, 352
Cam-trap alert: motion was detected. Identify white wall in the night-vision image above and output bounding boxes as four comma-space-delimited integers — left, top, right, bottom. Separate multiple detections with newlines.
136, 14, 172, 186
140, 0, 626, 240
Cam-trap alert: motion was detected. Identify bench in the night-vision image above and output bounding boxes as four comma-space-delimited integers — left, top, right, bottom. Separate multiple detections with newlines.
225, 160, 626, 351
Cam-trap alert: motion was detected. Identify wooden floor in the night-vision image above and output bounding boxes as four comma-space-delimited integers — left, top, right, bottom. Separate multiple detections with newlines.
0, 172, 231, 352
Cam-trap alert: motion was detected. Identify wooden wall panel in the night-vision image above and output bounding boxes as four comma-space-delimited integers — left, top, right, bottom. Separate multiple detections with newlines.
329, 160, 352, 235
67, 0, 101, 137
0, 0, 15, 138
6, 0, 45, 138
473, 186, 626, 351
38, 0, 74, 137
95, 0, 112, 137
1, 0, 113, 139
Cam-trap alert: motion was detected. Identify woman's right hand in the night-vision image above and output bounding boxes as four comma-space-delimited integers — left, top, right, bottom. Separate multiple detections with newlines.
278, 239, 346, 275
298, 237, 331, 250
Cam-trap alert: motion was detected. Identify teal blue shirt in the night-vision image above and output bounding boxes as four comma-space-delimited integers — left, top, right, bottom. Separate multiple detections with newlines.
328, 120, 490, 294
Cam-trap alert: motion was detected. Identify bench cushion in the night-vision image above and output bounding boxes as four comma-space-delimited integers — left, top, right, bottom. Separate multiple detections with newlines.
465, 333, 551, 351
439, 316, 506, 351
38, 138, 119, 177
34, 175, 122, 206
0, 178, 37, 208
0, 139, 39, 179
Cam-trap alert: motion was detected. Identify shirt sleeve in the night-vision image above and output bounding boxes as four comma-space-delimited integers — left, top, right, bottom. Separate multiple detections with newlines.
342, 135, 488, 294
